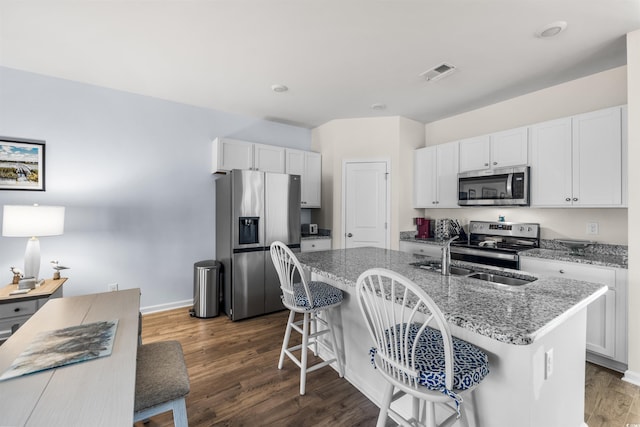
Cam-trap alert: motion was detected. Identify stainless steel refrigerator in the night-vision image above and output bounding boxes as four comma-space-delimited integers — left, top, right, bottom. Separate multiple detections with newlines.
216, 170, 301, 321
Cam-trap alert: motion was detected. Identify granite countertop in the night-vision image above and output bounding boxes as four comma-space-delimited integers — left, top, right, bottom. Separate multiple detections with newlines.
519, 248, 627, 269
400, 234, 628, 269
296, 247, 606, 346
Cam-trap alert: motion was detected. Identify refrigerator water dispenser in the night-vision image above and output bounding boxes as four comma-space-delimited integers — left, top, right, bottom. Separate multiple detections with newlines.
239, 217, 260, 245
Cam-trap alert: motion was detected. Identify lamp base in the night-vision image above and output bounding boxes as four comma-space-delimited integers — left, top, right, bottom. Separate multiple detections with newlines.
24, 237, 40, 281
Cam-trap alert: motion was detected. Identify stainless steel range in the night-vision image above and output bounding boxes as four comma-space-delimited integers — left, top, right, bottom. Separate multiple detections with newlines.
451, 221, 540, 269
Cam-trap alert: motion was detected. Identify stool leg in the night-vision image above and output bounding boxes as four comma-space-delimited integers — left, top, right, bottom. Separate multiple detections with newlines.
412, 396, 420, 424
325, 310, 343, 377
278, 310, 296, 369
425, 401, 436, 427
376, 382, 394, 427
300, 312, 310, 395
172, 398, 188, 427
311, 312, 318, 356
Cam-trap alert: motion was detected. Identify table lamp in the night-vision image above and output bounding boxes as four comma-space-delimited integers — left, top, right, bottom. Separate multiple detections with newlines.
2, 204, 65, 281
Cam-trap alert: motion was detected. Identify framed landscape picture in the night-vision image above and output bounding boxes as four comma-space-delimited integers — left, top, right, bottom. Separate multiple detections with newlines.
0, 138, 45, 191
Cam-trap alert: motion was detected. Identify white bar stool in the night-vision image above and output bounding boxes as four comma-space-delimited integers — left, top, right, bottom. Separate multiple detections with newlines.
356, 268, 490, 427
270, 241, 344, 395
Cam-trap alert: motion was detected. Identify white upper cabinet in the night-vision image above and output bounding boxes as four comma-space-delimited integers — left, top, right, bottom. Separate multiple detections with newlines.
458, 136, 490, 172
529, 118, 573, 206
459, 127, 528, 172
286, 149, 322, 208
572, 107, 622, 206
212, 137, 254, 172
254, 143, 286, 173
212, 137, 285, 173
413, 141, 459, 208
530, 106, 624, 207
490, 127, 529, 168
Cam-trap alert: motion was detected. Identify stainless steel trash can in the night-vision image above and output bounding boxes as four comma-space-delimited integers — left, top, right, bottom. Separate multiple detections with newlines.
190, 260, 222, 318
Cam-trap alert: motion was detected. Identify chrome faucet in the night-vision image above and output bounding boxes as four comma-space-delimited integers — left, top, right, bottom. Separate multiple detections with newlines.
441, 236, 459, 276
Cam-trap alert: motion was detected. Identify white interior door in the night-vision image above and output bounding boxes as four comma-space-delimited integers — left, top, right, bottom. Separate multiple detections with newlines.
343, 161, 389, 249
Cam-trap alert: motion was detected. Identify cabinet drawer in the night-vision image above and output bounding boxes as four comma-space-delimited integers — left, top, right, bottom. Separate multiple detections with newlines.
0, 314, 32, 340
399, 241, 442, 258
301, 239, 331, 252
520, 258, 616, 288
0, 299, 37, 319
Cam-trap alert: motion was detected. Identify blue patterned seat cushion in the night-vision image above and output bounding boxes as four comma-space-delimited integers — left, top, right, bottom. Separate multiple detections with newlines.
292, 281, 343, 309
379, 323, 489, 392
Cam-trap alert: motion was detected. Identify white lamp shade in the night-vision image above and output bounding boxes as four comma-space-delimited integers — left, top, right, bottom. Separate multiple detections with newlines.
2, 205, 65, 237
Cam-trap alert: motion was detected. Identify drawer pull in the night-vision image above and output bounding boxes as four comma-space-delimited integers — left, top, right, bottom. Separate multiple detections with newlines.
14, 308, 20, 312
559, 269, 565, 274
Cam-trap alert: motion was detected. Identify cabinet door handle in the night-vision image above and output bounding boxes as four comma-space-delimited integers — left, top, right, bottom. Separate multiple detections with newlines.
432, 201, 436, 204
347, 233, 353, 237
565, 198, 571, 202
573, 198, 578, 202
493, 162, 498, 165
559, 269, 565, 274
14, 308, 20, 312
484, 163, 489, 167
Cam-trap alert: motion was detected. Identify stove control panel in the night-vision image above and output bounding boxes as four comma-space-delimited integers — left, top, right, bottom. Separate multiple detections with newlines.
469, 221, 539, 239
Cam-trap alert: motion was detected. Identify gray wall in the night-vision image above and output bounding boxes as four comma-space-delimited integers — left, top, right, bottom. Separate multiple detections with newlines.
0, 67, 311, 311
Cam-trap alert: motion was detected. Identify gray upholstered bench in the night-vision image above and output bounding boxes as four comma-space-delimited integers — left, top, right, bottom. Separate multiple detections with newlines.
134, 340, 190, 426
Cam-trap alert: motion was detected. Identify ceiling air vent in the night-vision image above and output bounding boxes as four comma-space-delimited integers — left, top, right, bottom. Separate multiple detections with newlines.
420, 63, 457, 82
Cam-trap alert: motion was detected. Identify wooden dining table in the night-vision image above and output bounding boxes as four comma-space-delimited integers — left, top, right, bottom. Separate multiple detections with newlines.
0, 289, 141, 426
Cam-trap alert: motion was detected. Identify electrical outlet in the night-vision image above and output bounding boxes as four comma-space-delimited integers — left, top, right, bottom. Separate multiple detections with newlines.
586, 222, 599, 235
545, 349, 554, 380
108, 283, 119, 292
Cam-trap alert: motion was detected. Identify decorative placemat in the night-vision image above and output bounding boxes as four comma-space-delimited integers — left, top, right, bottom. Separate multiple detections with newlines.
0, 319, 118, 381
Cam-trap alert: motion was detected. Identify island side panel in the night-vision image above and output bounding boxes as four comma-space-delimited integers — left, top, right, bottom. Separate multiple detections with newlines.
313, 271, 588, 427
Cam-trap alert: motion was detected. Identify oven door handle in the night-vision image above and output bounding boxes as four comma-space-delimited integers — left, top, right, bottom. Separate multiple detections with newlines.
506, 173, 514, 199
450, 246, 519, 261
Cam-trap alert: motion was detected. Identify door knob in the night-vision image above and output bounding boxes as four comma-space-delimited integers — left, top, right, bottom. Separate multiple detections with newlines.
347, 233, 353, 237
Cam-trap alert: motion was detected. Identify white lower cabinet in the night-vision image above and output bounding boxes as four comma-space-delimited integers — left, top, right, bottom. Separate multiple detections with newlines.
301, 238, 331, 252
520, 257, 627, 370
398, 241, 441, 258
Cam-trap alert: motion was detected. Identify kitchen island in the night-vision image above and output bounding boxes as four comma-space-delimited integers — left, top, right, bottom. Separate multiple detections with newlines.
296, 247, 607, 427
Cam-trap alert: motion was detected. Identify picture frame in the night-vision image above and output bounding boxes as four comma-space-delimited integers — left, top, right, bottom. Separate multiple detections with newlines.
0, 138, 46, 191
481, 187, 498, 198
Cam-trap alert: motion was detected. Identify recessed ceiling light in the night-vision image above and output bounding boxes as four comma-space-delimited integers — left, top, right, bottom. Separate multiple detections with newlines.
271, 84, 288, 93
535, 21, 567, 38
371, 103, 386, 110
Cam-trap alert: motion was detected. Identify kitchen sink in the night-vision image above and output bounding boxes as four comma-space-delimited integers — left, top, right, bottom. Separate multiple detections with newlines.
411, 260, 537, 286
467, 272, 535, 286
449, 266, 475, 276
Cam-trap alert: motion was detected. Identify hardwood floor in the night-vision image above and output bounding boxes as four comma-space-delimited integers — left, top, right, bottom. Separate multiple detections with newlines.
585, 362, 640, 427
136, 307, 640, 427
135, 308, 379, 427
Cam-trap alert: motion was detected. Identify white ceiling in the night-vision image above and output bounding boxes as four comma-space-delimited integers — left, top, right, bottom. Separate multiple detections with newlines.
1, 1, 639, 129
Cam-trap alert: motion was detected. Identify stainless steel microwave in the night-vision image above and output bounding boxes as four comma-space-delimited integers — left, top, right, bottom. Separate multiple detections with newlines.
458, 166, 530, 206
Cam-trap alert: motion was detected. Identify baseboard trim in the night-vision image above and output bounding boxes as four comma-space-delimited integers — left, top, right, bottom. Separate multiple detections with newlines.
622, 369, 640, 387
140, 299, 193, 315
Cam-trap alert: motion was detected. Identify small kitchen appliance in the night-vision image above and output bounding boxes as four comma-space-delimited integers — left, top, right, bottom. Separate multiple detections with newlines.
458, 166, 530, 206
414, 217, 431, 239
301, 223, 318, 235
450, 221, 540, 269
